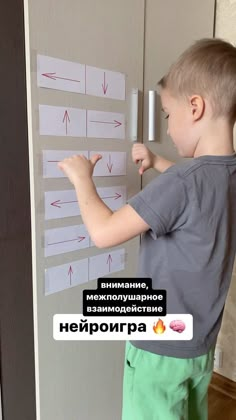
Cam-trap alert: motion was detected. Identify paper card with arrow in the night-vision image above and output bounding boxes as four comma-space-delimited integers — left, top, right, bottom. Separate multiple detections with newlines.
44, 223, 89, 257
42, 150, 125, 178
87, 110, 125, 139
45, 258, 89, 295
89, 248, 125, 281
89, 151, 126, 176
96, 185, 126, 211
43, 150, 89, 178
37, 54, 86, 94
37, 54, 125, 100
86, 66, 125, 100
39, 104, 86, 137
44, 185, 126, 220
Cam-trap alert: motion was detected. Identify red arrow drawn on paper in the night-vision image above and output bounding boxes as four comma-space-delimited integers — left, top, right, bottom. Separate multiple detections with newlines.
68, 265, 73, 286
107, 254, 112, 272
107, 154, 113, 173
47, 236, 86, 246
63, 110, 70, 135
50, 193, 121, 207
90, 119, 122, 128
51, 199, 78, 207
102, 72, 108, 95
42, 72, 80, 83
101, 192, 121, 200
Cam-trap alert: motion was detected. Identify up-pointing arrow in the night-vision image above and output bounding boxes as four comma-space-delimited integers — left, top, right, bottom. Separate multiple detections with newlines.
68, 265, 73, 286
107, 254, 112, 272
63, 110, 70, 135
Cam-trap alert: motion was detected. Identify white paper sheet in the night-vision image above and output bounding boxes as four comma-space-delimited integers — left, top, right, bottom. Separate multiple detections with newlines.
89, 248, 125, 280
45, 186, 126, 220
37, 54, 125, 100
87, 110, 125, 139
45, 224, 89, 257
43, 150, 126, 178
43, 150, 89, 178
39, 105, 86, 137
86, 65, 125, 100
45, 258, 89, 295
45, 189, 80, 220
89, 151, 126, 176
37, 55, 86, 94
96, 185, 126, 211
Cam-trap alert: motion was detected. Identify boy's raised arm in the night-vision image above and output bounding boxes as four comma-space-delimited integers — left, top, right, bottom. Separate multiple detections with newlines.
132, 143, 175, 174
152, 154, 175, 173
58, 154, 150, 249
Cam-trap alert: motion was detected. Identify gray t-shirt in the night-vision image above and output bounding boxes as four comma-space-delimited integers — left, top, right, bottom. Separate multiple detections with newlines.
128, 154, 236, 358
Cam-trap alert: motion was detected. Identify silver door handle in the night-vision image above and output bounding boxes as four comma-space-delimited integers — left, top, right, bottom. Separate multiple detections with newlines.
129, 88, 139, 142
148, 90, 156, 141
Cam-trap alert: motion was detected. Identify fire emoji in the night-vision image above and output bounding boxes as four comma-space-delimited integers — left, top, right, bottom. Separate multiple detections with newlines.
153, 319, 166, 334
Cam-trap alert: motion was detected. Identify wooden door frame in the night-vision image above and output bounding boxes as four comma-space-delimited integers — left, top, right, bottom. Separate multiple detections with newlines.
0, 1, 36, 419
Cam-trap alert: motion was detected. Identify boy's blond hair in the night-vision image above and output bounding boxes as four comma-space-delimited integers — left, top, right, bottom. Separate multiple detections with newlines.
158, 38, 236, 123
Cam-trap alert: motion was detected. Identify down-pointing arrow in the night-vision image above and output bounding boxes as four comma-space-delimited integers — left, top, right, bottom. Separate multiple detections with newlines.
107, 154, 113, 173
102, 72, 108, 95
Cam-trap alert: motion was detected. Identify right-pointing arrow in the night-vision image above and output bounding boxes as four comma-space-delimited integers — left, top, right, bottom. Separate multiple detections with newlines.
101, 193, 121, 200
90, 119, 122, 128
47, 236, 86, 246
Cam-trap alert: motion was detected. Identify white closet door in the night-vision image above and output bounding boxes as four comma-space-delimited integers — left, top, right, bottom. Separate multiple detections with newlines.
23, 1, 145, 419
142, 0, 215, 186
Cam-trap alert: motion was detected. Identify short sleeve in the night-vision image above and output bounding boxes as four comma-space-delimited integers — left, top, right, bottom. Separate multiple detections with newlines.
127, 171, 188, 239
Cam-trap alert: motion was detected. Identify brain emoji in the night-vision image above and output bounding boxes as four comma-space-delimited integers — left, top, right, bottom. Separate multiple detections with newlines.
169, 320, 186, 333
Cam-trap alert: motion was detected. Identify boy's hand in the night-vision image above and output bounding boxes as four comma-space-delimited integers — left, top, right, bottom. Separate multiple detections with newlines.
132, 143, 156, 175
58, 154, 102, 185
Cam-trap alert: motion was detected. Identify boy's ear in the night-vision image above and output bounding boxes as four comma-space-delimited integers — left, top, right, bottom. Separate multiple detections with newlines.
189, 95, 205, 121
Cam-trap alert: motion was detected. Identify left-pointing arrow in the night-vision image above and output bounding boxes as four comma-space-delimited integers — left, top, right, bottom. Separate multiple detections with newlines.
42, 72, 80, 83
50, 199, 78, 208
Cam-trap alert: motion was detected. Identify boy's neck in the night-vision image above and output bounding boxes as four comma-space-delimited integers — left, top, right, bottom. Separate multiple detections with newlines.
193, 119, 235, 158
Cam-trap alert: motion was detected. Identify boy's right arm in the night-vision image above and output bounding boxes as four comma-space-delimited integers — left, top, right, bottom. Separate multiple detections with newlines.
132, 143, 175, 174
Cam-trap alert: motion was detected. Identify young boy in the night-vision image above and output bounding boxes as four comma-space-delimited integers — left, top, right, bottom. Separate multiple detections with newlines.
58, 38, 236, 420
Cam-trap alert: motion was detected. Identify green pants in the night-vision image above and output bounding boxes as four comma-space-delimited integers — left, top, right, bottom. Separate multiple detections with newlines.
122, 341, 215, 420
